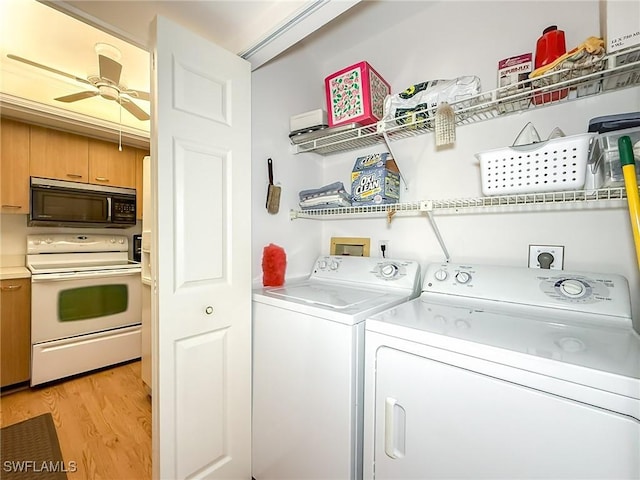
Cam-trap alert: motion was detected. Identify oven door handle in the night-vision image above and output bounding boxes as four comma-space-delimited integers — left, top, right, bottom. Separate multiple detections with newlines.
31, 269, 141, 282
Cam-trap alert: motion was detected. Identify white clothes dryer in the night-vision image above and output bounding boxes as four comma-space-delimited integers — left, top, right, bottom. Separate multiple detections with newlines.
363, 262, 640, 480
252, 255, 421, 480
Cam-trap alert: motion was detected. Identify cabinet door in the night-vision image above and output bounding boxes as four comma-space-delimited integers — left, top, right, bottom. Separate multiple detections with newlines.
88, 139, 137, 188
30, 125, 89, 182
135, 148, 150, 220
0, 278, 31, 387
0, 118, 30, 213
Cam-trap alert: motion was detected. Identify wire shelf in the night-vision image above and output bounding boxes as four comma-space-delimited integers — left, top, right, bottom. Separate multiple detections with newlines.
294, 46, 640, 156
290, 188, 629, 219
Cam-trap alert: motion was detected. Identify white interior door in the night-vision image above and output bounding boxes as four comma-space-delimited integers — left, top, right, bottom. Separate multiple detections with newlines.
151, 15, 252, 479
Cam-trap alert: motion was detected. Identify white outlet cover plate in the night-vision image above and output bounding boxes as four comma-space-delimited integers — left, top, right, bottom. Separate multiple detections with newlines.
528, 245, 564, 270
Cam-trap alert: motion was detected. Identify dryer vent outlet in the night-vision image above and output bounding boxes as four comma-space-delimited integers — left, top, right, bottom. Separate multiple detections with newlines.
528, 245, 564, 270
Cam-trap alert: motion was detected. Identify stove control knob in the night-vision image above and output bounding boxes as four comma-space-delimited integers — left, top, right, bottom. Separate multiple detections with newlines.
45, 237, 53, 244
380, 263, 399, 279
455, 271, 471, 284
33, 239, 41, 245
559, 279, 586, 298
434, 269, 448, 281
118, 238, 125, 244
109, 238, 116, 244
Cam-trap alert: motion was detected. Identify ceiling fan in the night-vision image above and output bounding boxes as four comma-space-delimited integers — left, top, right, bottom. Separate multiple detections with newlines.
7, 43, 150, 121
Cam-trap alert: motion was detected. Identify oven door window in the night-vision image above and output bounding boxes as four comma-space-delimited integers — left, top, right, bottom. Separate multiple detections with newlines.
58, 284, 129, 322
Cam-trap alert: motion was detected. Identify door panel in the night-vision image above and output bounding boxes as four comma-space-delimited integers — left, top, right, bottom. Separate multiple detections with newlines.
151, 15, 251, 480
174, 141, 226, 284
373, 346, 640, 479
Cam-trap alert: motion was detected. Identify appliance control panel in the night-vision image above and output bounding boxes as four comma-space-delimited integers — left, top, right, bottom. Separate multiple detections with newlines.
422, 262, 632, 323
311, 256, 421, 292
27, 234, 129, 254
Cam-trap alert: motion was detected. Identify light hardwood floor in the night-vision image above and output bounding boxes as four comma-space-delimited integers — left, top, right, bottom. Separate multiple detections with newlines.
0, 360, 151, 480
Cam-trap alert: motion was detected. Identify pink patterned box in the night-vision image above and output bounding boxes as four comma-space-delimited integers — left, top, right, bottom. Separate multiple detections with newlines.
324, 61, 390, 127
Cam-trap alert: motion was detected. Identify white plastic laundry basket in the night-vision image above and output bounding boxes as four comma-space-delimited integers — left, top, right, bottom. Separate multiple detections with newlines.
477, 133, 597, 196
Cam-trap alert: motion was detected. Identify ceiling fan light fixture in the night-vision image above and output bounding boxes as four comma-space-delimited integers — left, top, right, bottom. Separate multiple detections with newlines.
98, 84, 119, 101
94, 42, 121, 62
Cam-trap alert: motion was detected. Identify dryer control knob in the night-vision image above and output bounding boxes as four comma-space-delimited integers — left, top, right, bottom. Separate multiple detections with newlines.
329, 261, 339, 271
434, 269, 448, 281
455, 271, 472, 284
318, 260, 327, 270
559, 279, 586, 298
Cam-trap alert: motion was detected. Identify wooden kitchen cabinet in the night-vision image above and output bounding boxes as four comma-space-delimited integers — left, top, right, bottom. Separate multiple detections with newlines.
0, 278, 31, 387
88, 138, 136, 188
0, 118, 30, 214
30, 124, 89, 182
135, 148, 150, 220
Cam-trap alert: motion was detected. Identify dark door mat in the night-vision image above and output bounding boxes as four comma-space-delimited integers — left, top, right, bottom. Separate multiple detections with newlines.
1, 413, 69, 479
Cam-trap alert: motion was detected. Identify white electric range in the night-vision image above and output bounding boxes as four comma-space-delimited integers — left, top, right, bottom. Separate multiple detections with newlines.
363, 262, 640, 480
27, 234, 142, 386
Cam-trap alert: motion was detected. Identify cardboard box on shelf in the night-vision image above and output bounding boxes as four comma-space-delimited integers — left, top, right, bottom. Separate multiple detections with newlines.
325, 61, 390, 128
351, 152, 400, 206
600, 0, 640, 54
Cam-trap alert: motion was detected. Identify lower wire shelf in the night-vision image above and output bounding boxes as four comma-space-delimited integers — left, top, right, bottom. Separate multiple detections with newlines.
289, 187, 629, 220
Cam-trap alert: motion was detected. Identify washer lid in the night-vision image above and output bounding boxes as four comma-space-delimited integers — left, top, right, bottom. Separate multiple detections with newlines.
253, 279, 415, 325
266, 283, 380, 309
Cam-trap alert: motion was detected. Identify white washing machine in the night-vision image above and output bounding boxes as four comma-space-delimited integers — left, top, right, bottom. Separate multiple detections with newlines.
252, 255, 421, 480
363, 262, 640, 480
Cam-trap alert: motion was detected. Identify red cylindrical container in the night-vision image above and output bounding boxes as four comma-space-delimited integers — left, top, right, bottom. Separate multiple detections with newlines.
533, 25, 568, 105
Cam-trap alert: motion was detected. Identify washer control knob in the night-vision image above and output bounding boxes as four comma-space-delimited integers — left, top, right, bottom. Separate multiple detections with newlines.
318, 260, 327, 270
329, 261, 339, 271
455, 271, 472, 284
434, 269, 448, 281
559, 279, 586, 298
380, 263, 399, 279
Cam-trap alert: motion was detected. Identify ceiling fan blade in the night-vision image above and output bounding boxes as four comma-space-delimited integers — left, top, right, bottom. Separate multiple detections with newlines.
7, 54, 92, 85
55, 91, 99, 103
98, 54, 122, 85
120, 97, 150, 121
123, 89, 150, 102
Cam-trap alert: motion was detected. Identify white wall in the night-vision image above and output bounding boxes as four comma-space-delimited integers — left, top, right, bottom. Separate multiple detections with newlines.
251, 1, 640, 329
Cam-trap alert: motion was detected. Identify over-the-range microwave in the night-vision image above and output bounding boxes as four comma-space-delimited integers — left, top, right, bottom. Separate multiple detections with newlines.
30, 177, 136, 228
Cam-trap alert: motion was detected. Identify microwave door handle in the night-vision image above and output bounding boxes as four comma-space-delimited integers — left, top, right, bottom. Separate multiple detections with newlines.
107, 197, 112, 221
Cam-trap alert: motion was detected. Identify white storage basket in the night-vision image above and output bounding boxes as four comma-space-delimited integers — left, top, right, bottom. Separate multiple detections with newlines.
477, 133, 597, 196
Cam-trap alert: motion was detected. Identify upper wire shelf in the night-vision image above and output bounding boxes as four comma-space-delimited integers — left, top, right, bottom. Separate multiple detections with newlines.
290, 187, 629, 219
293, 46, 640, 156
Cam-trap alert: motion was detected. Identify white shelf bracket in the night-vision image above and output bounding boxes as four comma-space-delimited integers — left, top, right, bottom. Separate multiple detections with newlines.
426, 211, 451, 262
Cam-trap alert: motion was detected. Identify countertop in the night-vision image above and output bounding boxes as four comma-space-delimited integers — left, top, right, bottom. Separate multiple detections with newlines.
0, 267, 31, 280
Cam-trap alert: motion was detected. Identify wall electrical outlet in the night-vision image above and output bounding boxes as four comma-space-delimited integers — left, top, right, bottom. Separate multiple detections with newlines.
528, 245, 564, 270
